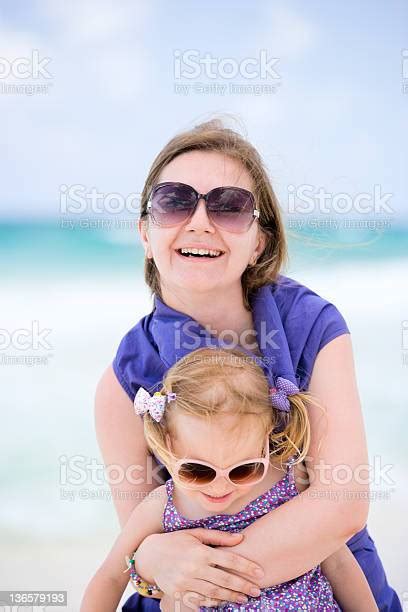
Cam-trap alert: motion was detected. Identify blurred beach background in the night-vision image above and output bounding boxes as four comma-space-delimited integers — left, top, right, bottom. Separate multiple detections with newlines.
1, 1, 407, 610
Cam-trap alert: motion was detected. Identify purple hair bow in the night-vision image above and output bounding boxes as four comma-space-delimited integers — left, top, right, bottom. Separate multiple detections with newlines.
134, 387, 176, 422
269, 377, 299, 412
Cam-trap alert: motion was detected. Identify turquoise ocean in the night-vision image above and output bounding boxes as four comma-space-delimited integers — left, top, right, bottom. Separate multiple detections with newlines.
1, 220, 407, 277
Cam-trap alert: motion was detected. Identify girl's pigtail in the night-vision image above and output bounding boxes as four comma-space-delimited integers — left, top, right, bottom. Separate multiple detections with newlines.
270, 392, 324, 465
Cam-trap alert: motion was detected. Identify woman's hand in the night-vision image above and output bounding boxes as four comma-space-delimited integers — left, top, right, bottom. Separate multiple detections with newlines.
134, 528, 264, 607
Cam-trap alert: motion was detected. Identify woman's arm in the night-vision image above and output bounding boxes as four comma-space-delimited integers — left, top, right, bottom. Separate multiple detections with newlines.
95, 365, 161, 528
217, 334, 370, 587
321, 546, 378, 611
81, 486, 167, 612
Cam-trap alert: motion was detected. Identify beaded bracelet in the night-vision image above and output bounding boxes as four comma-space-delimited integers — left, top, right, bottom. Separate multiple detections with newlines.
124, 549, 163, 598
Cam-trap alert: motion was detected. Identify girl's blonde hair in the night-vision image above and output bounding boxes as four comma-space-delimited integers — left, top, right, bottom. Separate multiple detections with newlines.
139, 116, 287, 310
143, 347, 320, 467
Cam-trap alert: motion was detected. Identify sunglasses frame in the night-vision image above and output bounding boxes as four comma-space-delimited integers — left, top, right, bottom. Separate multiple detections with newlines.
171, 435, 270, 490
146, 181, 260, 233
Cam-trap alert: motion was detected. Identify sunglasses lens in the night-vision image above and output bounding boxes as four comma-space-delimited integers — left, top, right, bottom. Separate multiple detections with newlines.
150, 183, 195, 226
177, 462, 217, 486
229, 462, 265, 485
207, 187, 255, 232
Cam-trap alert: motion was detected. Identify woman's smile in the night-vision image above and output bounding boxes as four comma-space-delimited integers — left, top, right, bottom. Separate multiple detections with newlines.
175, 245, 226, 261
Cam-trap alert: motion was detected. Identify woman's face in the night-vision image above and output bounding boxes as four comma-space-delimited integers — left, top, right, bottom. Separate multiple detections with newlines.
139, 150, 266, 298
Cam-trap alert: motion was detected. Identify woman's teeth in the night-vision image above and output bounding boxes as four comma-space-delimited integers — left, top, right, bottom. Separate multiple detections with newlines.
179, 248, 222, 257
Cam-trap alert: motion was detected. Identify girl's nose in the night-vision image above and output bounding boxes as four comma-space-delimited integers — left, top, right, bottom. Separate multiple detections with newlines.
207, 476, 232, 494
184, 198, 215, 233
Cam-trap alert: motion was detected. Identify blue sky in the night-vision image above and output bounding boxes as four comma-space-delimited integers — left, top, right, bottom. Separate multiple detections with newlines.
0, 0, 407, 222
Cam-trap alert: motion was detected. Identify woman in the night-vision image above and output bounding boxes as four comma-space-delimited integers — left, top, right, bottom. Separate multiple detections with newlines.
96, 119, 401, 610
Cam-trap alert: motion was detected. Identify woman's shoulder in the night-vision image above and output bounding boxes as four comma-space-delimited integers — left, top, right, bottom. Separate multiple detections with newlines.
271, 273, 337, 310
114, 310, 155, 346
271, 274, 349, 341
269, 274, 350, 388
111, 309, 164, 401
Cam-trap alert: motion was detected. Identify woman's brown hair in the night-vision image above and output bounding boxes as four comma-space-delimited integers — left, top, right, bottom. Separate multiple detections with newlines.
139, 116, 287, 309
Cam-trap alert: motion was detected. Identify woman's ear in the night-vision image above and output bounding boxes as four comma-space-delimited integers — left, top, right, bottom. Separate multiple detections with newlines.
252, 229, 267, 264
138, 218, 153, 259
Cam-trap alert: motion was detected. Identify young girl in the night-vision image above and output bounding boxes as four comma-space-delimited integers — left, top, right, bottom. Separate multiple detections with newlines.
82, 347, 377, 612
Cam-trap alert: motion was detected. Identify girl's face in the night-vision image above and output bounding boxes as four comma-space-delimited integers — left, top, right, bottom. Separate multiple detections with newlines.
139, 150, 266, 298
167, 412, 268, 513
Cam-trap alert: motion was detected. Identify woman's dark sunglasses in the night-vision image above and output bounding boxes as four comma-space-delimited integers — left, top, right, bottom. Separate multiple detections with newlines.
147, 181, 260, 234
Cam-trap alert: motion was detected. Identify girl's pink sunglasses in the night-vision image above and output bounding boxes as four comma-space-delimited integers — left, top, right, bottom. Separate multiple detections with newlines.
171, 436, 270, 489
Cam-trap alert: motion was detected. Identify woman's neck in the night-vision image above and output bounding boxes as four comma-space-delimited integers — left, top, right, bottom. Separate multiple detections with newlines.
160, 283, 254, 339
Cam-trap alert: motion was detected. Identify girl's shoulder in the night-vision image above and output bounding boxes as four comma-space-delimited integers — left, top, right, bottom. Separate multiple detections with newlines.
141, 484, 168, 509
119, 485, 167, 539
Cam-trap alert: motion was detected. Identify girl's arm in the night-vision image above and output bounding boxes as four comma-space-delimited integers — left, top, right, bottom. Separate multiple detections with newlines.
321, 546, 378, 612
80, 485, 167, 612
215, 334, 370, 587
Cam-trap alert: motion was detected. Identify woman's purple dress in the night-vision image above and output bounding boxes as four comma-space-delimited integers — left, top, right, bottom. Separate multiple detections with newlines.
115, 276, 401, 611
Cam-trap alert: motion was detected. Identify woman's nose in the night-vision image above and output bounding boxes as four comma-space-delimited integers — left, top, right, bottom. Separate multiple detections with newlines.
184, 198, 215, 233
